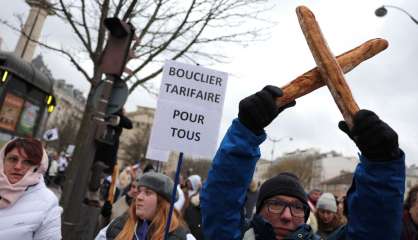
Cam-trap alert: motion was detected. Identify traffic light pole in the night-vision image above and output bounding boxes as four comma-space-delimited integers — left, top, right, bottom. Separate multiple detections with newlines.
61, 18, 134, 239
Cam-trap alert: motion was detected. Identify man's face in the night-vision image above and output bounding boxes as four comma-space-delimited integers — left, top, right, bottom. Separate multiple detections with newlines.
128, 183, 139, 198
259, 195, 306, 240
309, 190, 321, 203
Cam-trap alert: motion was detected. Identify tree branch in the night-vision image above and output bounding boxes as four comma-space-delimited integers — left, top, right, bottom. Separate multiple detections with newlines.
126, 0, 197, 82
122, 0, 138, 21
80, 0, 93, 52
93, 0, 110, 62
58, 0, 94, 57
112, 0, 126, 18
128, 67, 163, 94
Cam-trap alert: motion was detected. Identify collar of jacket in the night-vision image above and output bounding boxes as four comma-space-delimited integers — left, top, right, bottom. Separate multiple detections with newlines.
250, 215, 275, 240
251, 214, 318, 240
283, 224, 319, 240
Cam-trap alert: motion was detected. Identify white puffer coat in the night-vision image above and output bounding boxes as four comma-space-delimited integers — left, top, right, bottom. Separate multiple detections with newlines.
0, 179, 62, 239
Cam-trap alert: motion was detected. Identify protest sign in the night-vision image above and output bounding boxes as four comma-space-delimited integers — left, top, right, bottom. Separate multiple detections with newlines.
147, 61, 228, 160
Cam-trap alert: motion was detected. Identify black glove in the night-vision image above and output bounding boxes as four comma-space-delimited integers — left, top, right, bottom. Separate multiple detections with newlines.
101, 200, 113, 218
238, 85, 296, 134
338, 109, 401, 161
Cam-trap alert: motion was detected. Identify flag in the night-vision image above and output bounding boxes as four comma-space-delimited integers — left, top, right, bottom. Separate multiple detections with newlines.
43, 128, 59, 141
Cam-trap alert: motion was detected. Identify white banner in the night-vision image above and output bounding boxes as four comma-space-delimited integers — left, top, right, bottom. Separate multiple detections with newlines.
145, 147, 170, 162
147, 61, 228, 161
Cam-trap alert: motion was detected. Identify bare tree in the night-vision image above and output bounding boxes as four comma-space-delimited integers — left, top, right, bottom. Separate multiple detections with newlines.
1, 0, 275, 164
57, 117, 79, 152
121, 122, 151, 165
263, 155, 320, 188
1, 2, 275, 234
181, 156, 212, 180
1, 0, 275, 168
2, 0, 273, 91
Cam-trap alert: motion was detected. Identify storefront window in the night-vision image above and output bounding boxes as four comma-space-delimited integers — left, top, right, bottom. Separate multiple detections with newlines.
0, 92, 24, 132
16, 101, 40, 137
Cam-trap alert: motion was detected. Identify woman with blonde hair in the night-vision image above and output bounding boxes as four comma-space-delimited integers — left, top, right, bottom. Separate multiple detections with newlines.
96, 172, 194, 240
315, 193, 345, 239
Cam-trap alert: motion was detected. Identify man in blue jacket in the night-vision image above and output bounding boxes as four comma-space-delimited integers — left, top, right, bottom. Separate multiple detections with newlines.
201, 86, 405, 240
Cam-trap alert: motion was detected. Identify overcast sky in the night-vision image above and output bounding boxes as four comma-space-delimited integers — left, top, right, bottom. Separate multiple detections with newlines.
1, 0, 417, 165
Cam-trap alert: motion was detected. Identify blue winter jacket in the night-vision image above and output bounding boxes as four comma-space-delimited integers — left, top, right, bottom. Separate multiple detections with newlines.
201, 119, 405, 240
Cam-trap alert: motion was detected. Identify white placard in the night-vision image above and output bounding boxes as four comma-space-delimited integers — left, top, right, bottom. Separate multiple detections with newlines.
65, 145, 76, 157
43, 128, 59, 141
146, 147, 170, 162
147, 61, 228, 160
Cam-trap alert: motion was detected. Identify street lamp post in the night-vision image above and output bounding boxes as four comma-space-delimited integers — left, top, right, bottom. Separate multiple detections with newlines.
375, 5, 418, 25
268, 136, 293, 162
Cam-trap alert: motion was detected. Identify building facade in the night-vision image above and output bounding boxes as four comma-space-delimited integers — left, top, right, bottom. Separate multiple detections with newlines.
310, 153, 358, 190
45, 79, 86, 130
279, 148, 358, 191
406, 165, 418, 197
320, 171, 354, 197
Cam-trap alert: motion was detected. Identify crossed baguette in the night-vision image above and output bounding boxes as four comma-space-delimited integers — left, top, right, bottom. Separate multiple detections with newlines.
278, 6, 388, 128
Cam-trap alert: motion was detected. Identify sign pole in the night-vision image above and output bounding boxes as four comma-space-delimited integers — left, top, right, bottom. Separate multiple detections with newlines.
164, 152, 184, 240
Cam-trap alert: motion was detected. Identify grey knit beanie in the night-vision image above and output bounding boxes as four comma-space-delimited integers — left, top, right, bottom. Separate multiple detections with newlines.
136, 172, 174, 202
316, 192, 337, 213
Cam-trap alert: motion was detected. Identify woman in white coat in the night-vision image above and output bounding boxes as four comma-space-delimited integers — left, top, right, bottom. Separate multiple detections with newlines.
0, 138, 62, 239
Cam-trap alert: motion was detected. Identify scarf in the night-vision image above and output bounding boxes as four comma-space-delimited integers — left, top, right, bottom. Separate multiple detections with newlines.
0, 140, 48, 208
135, 220, 149, 240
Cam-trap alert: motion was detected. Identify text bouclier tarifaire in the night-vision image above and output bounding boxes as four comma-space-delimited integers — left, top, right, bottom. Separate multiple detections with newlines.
164, 67, 223, 103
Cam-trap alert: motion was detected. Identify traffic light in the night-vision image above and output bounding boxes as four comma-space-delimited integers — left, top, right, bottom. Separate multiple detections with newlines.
45, 94, 56, 113
99, 18, 135, 75
1, 69, 9, 84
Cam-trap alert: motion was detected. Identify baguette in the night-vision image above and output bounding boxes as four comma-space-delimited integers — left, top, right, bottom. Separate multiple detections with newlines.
278, 38, 388, 109
295, 5, 361, 128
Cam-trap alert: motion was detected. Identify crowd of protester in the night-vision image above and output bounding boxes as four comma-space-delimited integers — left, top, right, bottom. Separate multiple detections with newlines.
1, 85, 417, 239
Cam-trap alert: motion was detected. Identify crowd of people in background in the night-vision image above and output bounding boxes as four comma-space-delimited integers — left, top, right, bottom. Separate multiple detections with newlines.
1, 85, 418, 240
45, 150, 71, 196
2, 135, 418, 239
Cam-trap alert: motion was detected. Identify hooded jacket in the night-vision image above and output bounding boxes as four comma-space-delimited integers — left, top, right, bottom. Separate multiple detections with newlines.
187, 175, 202, 197
0, 140, 62, 239
200, 119, 405, 240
